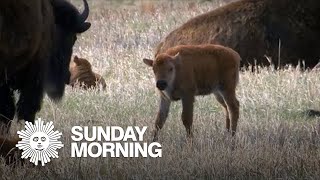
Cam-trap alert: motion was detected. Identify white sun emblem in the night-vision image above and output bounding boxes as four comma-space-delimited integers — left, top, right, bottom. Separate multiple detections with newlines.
16, 118, 64, 166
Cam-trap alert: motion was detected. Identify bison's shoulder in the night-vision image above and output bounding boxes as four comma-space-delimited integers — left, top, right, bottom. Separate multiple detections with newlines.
182, 0, 264, 27
0, 0, 54, 77
156, 0, 266, 56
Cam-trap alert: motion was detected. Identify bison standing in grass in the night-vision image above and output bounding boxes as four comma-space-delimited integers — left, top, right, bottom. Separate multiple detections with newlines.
156, 0, 320, 69
0, 0, 91, 133
144, 44, 240, 141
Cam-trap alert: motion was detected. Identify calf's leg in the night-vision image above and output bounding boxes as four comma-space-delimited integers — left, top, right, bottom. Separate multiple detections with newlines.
153, 95, 171, 141
221, 89, 239, 136
181, 95, 195, 138
213, 92, 230, 131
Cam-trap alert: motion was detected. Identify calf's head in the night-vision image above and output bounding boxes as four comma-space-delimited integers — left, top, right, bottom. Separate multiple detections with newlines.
45, 0, 91, 100
72, 56, 92, 71
143, 53, 180, 91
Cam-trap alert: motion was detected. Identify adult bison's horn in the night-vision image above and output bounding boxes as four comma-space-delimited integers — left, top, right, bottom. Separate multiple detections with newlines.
79, 0, 89, 22
77, 0, 91, 33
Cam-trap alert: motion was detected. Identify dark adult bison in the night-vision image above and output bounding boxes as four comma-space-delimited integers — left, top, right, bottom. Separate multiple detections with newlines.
0, 0, 91, 133
156, 0, 320, 69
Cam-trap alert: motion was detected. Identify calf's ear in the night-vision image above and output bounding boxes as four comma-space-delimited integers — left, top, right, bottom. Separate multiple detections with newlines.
143, 58, 154, 67
73, 56, 81, 65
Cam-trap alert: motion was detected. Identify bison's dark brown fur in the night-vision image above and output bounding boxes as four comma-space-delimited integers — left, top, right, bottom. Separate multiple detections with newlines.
0, 0, 54, 132
156, 0, 320, 69
0, 0, 53, 78
0, 0, 91, 134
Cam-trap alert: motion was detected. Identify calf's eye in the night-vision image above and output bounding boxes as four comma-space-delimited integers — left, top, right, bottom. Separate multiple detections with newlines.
169, 67, 173, 72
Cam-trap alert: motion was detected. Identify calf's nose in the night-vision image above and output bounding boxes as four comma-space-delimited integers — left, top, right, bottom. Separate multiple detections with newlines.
156, 80, 167, 90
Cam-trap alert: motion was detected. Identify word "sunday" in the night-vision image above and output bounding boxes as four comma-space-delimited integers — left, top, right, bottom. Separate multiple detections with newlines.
71, 126, 147, 142
70, 126, 162, 158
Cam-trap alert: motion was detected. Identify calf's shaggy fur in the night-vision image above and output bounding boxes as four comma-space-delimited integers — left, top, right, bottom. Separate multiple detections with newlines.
69, 56, 106, 90
144, 44, 240, 141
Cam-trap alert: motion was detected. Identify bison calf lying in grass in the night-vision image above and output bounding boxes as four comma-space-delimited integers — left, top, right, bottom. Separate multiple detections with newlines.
69, 56, 106, 90
144, 44, 240, 141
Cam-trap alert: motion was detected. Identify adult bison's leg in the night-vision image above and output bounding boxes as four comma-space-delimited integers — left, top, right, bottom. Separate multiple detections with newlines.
181, 94, 195, 139
213, 91, 230, 131
0, 85, 15, 134
16, 61, 44, 123
153, 95, 171, 142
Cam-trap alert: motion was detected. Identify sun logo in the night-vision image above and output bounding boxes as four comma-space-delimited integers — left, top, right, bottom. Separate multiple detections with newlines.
16, 118, 64, 166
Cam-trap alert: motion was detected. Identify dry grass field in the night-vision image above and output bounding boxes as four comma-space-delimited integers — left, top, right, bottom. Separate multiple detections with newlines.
1, 0, 320, 179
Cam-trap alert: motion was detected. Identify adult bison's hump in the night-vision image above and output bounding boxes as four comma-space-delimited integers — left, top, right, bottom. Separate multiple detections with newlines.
156, 0, 320, 68
0, 0, 53, 75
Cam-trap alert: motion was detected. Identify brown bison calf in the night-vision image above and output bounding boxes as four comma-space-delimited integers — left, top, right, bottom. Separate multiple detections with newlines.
69, 56, 106, 90
144, 44, 240, 141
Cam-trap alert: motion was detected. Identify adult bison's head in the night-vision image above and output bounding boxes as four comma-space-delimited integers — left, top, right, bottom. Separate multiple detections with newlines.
45, 0, 91, 100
